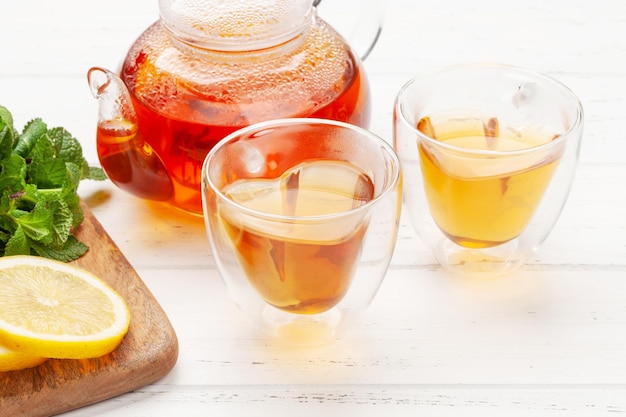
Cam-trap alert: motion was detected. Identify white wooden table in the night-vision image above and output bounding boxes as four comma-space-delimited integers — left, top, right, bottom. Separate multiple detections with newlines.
2, 0, 626, 415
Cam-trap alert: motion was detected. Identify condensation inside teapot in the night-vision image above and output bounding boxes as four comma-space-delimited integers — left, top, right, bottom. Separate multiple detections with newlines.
159, 0, 314, 51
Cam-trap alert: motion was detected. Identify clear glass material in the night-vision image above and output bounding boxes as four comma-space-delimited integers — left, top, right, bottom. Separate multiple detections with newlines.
159, 0, 383, 58
202, 118, 402, 345
158, 0, 314, 51
394, 64, 583, 277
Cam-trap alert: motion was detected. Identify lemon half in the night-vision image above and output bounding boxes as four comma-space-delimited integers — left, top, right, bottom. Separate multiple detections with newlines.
0, 256, 130, 360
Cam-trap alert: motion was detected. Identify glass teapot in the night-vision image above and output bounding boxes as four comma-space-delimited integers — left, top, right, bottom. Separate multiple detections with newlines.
88, 0, 384, 214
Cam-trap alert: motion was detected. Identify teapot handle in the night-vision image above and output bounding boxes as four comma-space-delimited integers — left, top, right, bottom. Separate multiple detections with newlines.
313, 0, 384, 61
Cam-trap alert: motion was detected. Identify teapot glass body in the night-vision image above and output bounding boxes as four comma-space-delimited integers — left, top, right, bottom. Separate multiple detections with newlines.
93, 1, 372, 214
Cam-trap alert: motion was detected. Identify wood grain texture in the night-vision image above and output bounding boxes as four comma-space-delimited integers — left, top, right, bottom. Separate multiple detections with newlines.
0, 203, 179, 417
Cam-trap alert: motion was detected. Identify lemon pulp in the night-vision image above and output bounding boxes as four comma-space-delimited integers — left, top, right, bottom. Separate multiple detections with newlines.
0, 255, 130, 360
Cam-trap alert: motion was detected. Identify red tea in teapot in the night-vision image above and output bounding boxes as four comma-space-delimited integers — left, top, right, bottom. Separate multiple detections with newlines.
96, 119, 174, 202
96, 18, 371, 214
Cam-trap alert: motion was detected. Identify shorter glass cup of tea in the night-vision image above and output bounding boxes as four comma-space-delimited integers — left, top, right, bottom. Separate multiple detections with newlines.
394, 64, 583, 277
202, 118, 402, 345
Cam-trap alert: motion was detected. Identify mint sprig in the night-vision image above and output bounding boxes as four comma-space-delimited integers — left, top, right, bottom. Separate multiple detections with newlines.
0, 104, 106, 262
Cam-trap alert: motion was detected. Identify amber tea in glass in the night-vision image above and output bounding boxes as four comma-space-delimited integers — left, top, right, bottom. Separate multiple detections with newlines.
219, 160, 374, 314
203, 118, 402, 344
394, 64, 583, 276
417, 113, 563, 249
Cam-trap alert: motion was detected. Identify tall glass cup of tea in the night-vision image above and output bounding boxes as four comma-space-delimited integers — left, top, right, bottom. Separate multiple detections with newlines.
202, 118, 402, 345
394, 64, 583, 277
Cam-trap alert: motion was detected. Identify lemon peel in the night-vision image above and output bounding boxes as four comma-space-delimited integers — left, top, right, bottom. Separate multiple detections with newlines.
0, 344, 47, 372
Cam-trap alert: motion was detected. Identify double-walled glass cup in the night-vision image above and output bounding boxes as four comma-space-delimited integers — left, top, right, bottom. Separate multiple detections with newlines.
394, 64, 583, 277
202, 118, 402, 345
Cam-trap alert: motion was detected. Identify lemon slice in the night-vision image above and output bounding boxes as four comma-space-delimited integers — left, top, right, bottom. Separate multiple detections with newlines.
0, 344, 47, 372
0, 256, 130, 360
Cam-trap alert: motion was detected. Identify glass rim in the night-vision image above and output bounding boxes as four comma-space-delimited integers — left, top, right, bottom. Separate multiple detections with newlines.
202, 117, 401, 222
395, 63, 584, 157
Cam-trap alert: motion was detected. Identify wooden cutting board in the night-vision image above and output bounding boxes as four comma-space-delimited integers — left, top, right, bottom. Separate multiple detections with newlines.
0, 203, 179, 417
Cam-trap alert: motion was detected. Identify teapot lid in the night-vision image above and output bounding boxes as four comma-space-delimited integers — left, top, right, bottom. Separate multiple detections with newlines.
159, 0, 314, 51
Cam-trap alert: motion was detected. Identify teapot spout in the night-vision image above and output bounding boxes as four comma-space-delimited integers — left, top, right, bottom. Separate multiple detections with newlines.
87, 67, 174, 202
88, 67, 137, 126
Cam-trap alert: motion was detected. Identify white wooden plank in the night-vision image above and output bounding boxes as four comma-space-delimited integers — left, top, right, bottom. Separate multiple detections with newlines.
131, 268, 626, 386
62, 385, 626, 416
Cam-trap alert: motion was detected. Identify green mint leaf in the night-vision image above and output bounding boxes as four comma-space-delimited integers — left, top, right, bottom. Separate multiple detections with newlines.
47, 127, 83, 162
0, 106, 15, 159
0, 193, 13, 221
60, 162, 84, 228
0, 105, 14, 128
27, 132, 67, 188
34, 196, 73, 246
46, 127, 107, 181
0, 228, 10, 245
0, 120, 14, 161
87, 166, 108, 181
14, 118, 47, 157
64, 189, 84, 229
30, 235, 89, 262
13, 184, 39, 214
0, 153, 27, 193
15, 203, 53, 243
63, 161, 82, 194
36, 163, 85, 230
4, 225, 30, 256
0, 106, 19, 161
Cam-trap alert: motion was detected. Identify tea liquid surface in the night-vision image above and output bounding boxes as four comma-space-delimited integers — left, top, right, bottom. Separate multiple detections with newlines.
417, 115, 563, 248
219, 159, 374, 314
